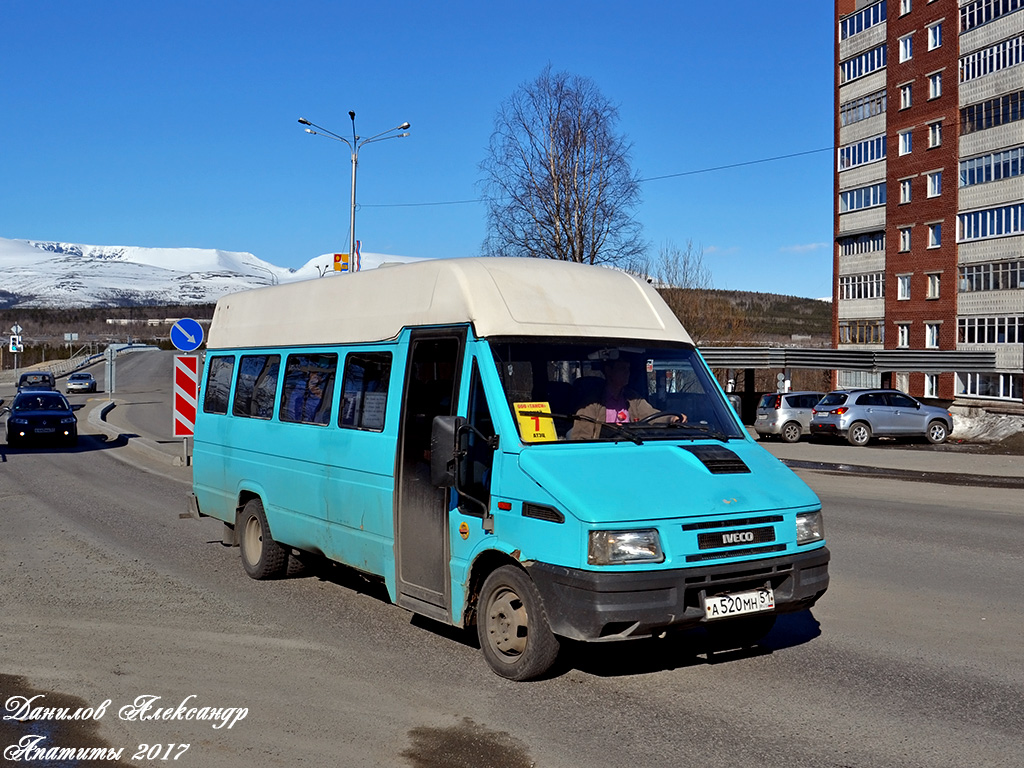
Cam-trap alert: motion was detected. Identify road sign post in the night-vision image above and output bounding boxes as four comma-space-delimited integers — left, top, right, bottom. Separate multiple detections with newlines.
104, 346, 118, 398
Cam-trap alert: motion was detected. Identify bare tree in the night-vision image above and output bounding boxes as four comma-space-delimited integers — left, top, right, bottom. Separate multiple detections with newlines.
480, 66, 645, 266
637, 240, 748, 346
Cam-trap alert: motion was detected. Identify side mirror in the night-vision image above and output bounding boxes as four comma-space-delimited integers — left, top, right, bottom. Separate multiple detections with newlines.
430, 415, 464, 487
71, 403, 85, 411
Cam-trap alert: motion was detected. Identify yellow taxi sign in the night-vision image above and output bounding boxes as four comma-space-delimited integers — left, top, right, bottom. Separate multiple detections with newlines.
513, 402, 558, 443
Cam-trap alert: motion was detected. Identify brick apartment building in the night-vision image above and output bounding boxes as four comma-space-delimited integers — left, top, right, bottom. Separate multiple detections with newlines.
834, 0, 1023, 405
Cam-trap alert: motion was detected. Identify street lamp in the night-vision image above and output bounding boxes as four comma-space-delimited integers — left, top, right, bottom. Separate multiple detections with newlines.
298, 112, 410, 270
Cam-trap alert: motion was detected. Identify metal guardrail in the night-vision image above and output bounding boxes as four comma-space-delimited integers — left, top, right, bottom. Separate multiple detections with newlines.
0, 345, 156, 387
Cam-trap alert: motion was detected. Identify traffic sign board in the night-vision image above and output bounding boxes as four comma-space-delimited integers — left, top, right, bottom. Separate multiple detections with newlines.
171, 318, 204, 352
173, 355, 200, 437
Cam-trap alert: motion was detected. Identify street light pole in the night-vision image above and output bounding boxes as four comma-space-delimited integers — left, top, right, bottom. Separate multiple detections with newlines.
298, 112, 411, 268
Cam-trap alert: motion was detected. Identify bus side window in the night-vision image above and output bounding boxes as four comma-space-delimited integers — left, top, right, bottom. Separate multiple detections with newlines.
203, 356, 236, 414
279, 353, 338, 425
232, 354, 280, 419
340, 352, 392, 431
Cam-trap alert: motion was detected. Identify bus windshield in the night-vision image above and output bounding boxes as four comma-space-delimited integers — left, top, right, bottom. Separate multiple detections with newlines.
488, 340, 744, 443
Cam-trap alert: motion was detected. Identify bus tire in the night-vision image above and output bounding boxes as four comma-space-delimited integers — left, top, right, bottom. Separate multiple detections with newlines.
238, 498, 288, 580
477, 565, 560, 681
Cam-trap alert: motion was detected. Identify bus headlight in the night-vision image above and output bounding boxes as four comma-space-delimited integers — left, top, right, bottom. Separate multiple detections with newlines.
588, 529, 664, 565
796, 511, 824, 545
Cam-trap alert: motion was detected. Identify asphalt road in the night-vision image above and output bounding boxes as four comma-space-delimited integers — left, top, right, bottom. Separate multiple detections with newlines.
1, 356, 1022, 767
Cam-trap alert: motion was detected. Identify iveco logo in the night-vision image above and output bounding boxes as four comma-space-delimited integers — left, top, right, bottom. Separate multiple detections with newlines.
723, 531, 755, 544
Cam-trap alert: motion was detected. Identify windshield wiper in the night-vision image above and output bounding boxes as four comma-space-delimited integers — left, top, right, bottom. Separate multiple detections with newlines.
518, 411, 644, 445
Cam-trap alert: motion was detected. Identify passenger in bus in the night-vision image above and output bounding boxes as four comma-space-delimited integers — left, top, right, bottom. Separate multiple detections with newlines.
570, 358, 685, 439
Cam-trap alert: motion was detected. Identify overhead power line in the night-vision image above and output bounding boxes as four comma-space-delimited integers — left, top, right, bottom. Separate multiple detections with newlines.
358, 145, 835, 209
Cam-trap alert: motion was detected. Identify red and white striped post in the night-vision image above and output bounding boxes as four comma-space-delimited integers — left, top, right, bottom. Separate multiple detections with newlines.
173, 355, 200, 439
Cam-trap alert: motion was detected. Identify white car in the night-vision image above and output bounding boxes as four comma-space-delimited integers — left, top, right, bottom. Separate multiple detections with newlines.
65, 372, 97, 393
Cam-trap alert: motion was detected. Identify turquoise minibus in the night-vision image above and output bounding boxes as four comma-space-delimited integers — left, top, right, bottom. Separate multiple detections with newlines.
189, 258, 829, 680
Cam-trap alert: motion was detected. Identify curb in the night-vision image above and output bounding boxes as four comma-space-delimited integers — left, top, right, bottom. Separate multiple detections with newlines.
87, 401, 188, 467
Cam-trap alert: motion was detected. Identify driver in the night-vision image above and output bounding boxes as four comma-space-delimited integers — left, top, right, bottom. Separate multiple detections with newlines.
571, 358, 685, 440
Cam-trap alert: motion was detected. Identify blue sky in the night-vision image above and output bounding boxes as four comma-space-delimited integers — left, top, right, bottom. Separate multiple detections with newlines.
1, 1, 836, 298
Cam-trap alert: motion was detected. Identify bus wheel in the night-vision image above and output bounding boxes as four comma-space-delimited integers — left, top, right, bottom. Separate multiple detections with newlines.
238, 498, 288, 580
477, 566, 560, 681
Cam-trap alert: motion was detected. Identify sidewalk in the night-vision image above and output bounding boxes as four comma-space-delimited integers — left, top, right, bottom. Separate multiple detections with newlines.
85, 398, 192, 480
755, 434, 1024, 488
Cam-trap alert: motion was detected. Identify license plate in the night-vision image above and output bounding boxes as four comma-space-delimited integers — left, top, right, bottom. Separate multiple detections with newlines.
756, 414, 766, 421
35, 427, 56, 433
703, 587, 775, 620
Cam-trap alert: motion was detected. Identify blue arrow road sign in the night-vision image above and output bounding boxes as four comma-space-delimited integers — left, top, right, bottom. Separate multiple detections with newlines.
170, 318, 205, 352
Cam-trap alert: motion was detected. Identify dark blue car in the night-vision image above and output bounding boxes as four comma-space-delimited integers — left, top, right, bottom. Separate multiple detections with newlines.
5, 391, 79, 447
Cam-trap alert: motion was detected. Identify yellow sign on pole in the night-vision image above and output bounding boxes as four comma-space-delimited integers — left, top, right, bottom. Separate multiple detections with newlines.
333, 253, 350, 272
513, 402, 558, 443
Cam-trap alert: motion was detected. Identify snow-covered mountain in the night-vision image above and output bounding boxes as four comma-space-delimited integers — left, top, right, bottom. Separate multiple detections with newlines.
0, 237, 425, 308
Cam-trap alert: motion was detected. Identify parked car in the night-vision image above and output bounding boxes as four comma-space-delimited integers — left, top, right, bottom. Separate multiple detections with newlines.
809, 388, 953, 446
754, 391, 825, 443
16, 371, 56, 392
66, 372, 97, 393
5, 391, 79, 447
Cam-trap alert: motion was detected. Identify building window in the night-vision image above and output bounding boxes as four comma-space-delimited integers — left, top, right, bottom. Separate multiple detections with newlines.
839, 272, 886, 299
900, 0, 911, 15
900, 83, 913, 109
959, 261, 1024, 292
925, 323, 940, 348
838, 232, 886, 255
960, 34, 1024, 83
958, 371, 1024, 401
958, 146, 1024, 187
958, 315, 1024, 344
927, 22, 942, 51
899, 130, 913, 155
957, 203, 1024, 242
900, 178, 913, 203
840, 182, 887, 213
840, 44, 888, 84
901, 35, 917, 62
897, 324, 910, 347
928, 121, 942, 147
960, 90, 1023, 135
839, 319, 885, 344
927, 171, 942, 197
961, 0, 1024, 34
840, 89, 888, 127
838, 134, 887, 170
927, 273, 941, 298
899, 226, 912, 251
924, 374, 938, 398
897, 274, 912, 300
840, 0, 888, 41
928, 72, 942, 99
928, 223, 942, 248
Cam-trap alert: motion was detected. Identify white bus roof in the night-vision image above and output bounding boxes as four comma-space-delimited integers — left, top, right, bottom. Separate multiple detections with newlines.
206, 257, 693, 349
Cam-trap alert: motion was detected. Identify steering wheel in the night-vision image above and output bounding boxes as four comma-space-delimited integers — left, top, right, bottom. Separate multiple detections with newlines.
634, 410, 684, 425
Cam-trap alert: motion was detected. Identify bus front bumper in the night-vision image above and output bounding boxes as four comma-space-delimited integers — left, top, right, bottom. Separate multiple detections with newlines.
525, 547, 829, 642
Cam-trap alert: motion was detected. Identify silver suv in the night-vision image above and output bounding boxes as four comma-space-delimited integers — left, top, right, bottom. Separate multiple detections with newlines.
810, 388, 953, 446
754, 391, 824, 443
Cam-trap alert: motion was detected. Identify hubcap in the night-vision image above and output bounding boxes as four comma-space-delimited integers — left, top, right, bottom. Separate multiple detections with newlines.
242, 516, 262, 566
486, 587, 528, 658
